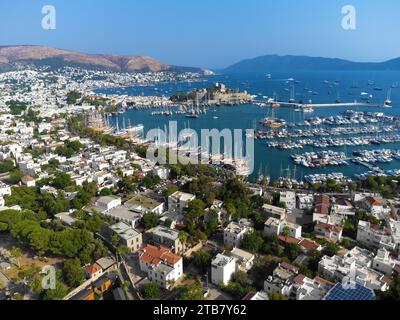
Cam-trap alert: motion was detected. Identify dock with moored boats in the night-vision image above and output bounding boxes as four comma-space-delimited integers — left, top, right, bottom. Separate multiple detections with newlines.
260, 101, 380, 109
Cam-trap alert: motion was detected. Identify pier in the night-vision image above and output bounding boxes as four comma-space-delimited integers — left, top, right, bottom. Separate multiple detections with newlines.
264, 101, 379, 108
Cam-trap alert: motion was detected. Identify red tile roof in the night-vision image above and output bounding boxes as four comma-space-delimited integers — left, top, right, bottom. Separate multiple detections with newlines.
315, 222, 343, 234
294, 274, 306, 285
314, 276, 335, 287
278, 235, 301, 245
299, 238, 321, 251
336, 198, 353, 207
85, 263, 102, 275
280, 262, 299, 273
315, 195, 330, 205
140, 244, 181, 266
242, 292, 257, 300
314, 204, 329, 215
367, 197, 383, 206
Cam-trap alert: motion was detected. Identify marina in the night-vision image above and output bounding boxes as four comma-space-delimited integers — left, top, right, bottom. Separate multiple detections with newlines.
99, 70, 400, 182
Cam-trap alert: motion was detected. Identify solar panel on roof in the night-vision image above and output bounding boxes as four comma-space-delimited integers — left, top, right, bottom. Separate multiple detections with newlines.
323, 282, 376, 301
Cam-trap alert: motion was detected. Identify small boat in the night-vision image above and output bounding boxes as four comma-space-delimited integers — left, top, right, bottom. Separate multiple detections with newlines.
185, 114, 199, 119
383, 89, 392, 108
302, 107, 314, 113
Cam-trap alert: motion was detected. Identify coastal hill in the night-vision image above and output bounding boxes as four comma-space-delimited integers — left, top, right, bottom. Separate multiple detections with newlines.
223, 54, 400, 73
0, 45, 210, 74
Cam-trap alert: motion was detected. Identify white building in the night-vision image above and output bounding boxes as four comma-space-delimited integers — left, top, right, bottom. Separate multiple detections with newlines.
315, 222, 343, 241
373, 248, 397, 276
168, 191, 196, 214
224, 219, 253, 248
262, 204, 287, 220
295, 276, 334, 301
264, 217, 302, 239
152, 167, 170, 180
230, 248, 255, 272
124, 194, 165, 215
21, 175, 36, 187
264, 262, 299, 297
0, 183, 12, 197
95, 196, 122, 212
109, 222, 143, 252
357, 220, 396, 251
211, 254, 237, 286
297, 194, 314, 210
139, 244, 183, 290
318, 247, 389, 292
280, 191, 296, 211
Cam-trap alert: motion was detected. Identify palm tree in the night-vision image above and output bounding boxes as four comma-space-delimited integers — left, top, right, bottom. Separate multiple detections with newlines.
282, 226, 291, 243
11, 247, 22, 269
178, 231, 188, 251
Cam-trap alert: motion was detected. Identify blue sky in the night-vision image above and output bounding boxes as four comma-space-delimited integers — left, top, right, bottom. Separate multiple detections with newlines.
0, 0, 399, 68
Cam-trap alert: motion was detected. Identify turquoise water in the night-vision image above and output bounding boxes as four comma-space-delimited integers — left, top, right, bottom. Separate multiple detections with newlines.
95, 71, 400, 180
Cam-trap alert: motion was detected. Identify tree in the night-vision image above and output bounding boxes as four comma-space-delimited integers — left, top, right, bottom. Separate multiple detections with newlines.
183, 199, 205, 224
241, 231, 264, 253
322, 242, 340, 257
43, 281, 68, 300
7, 170, 23, 184
99, 188, 113, 196
63, 258, 85, 287
284, 243, 302, 261
141, 282, 160, 300
164, 218, 173, 228
178, 282, 204, 300
111, 235, 121, 248
204, 211, 219, 236
52, 172, 72, 189
378, 276, 400, 300
192, 250, 211, 272
0, 160, 15, 173
11, 247, 22, 268
231, 271, 248, 286
178, 231, 188, 247
282, 226, 291, 242
0, 278, 6, 290
221, 280, 254, 300
142, 174, 161, 189
268, 292, 288, 300
142, 212, 159, 230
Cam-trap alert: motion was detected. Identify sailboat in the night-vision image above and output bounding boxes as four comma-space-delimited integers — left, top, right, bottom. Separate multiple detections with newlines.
383, 89, 392, 108
288, 86, 296, 103
335, 92, 341, 103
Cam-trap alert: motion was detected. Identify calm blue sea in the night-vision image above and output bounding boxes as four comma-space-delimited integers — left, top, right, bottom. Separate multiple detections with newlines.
95, 71, 400, 181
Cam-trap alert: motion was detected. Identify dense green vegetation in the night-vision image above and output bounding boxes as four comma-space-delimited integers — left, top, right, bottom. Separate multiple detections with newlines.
220, 271, 255, 299
0, 160, 15, 173
66, 91, 82, 105
0, 209, 108, 263
5, 177, 96, 217
141, 282, 160, 300
361, 175, 400, 199
142, 212, 160, 230
6, 100, 28, 115
55, 140, 84, 158
177, 281, 204, 300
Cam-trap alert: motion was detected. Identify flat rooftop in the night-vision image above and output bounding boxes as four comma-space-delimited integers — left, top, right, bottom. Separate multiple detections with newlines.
125, 194, 162, 210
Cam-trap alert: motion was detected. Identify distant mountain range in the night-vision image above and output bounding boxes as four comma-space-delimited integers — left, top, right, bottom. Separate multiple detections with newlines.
223, 54, 400, 73
0, 45, 210, 74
